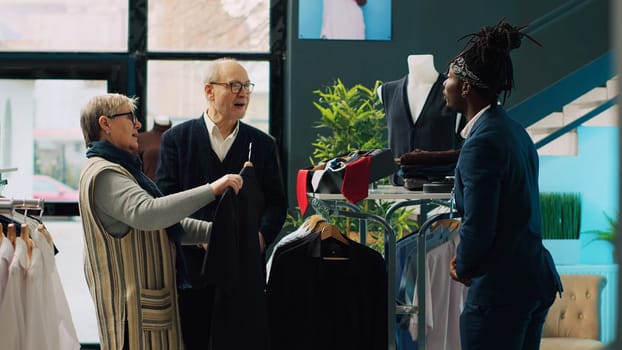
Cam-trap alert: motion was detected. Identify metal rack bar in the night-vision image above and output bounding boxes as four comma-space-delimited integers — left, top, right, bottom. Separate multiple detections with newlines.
0, 198, 45, 213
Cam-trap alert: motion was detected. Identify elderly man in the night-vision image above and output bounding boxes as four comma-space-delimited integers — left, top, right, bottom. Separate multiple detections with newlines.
156, 58, 286, 350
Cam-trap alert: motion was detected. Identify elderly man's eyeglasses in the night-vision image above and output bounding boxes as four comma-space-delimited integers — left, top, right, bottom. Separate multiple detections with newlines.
109, 111, 138, 124
210, 81, 255, 94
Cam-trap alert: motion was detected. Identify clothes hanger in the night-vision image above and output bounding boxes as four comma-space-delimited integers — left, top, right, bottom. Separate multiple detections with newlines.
430, 218, 460, 233
427, 218, 461, 251
16, 199, 54, 247
23, 199, 49, 240
36, 224, 54, 246
21, 208, 34, 259
305, 214, 326, 232
21, 223, 33, 259
319, 222, 350, 261
244, 142, 253, 168
319, 222, 349, 246
7, 223, 17, 248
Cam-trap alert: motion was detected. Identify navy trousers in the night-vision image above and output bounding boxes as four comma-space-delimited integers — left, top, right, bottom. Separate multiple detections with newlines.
460, 295, 556, 350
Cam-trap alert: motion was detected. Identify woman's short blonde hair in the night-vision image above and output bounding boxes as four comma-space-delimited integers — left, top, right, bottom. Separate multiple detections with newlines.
80, 93, 138, 146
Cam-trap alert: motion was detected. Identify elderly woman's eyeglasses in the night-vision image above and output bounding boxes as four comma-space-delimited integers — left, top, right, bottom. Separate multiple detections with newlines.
109, 111, 138, 124
210, 81, 255, 94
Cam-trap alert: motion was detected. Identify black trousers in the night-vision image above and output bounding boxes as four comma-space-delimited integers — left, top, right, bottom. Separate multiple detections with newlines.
178, 287, 215, 350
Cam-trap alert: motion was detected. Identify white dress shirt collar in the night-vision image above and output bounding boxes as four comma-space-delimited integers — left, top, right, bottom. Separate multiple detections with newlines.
460, 104, 492, 139
203, 112, 240, 161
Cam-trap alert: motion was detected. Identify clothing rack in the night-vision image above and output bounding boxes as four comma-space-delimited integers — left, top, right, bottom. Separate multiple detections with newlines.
309, 187, 452, 350
0, 198, 45, 216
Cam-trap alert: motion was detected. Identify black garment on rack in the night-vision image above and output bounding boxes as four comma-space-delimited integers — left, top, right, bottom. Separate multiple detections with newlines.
200, 165, 269, 350
0, 215, 21, 233
267, 233, 388, 350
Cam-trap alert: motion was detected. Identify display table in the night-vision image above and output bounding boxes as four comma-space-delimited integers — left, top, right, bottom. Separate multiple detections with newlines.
307, 185, 452, 350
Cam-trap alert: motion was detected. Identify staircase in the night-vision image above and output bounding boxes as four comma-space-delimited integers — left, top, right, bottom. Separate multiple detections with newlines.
527, 76, 618, 156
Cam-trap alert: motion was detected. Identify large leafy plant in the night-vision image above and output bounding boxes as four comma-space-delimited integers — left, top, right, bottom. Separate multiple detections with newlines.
285, 79, 417, 254
310, 79, 387, 164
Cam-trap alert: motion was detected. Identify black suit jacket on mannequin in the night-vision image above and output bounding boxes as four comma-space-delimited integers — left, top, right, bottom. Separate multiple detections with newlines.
382, 74, 465, 185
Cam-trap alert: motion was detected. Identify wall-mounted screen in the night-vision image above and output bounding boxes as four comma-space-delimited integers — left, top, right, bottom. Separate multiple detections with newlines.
299, 0, 391, 41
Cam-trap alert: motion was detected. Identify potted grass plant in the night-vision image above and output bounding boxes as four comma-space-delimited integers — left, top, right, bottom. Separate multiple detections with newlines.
540, 192, 582, 264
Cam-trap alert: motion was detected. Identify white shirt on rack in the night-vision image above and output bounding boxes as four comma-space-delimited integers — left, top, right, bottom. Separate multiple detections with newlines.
0, 237, 29, 350
409, 233, 467, 350
25, 229, 79, 350
266, 223, 313, 283
0, 236, 14, 306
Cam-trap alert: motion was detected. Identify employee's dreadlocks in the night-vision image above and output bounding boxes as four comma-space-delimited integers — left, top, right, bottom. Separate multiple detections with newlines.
449, 19, 542, 104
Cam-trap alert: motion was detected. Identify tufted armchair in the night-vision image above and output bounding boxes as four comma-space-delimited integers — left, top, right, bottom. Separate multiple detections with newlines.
540, 274, 606, 350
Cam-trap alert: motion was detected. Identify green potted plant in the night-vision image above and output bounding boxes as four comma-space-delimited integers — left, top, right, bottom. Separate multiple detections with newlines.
540, 192, 582, 264
309, 78, 387, 163
590, 212, 617, 244
583, 211, 617, 263
285, 79, 417, 254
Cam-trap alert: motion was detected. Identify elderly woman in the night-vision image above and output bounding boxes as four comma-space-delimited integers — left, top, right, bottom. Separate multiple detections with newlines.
78, 93, 242, 350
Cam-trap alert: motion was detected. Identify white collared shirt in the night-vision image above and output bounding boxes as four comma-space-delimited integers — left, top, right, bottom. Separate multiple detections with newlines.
460, 104, 492, 139
203, 112, 240, 161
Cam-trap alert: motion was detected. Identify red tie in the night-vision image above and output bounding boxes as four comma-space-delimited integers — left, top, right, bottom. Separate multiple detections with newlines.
341, 156, 371, 203
296, 169, 310, 215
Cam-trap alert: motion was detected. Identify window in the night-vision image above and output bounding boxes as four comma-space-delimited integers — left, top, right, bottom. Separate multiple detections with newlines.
148, 0, 270, 52
0, 0, 282, 345
147, 60, 270, 132
0, 0, 128, 52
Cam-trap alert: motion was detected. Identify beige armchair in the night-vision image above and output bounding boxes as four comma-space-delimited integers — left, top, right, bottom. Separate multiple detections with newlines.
540, 274, 606, 350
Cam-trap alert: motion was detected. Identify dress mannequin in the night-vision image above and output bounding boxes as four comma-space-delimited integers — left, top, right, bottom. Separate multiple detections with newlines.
378, 55, 439, 122
405, 55, 439, 125
379, 55, 464, 185
137, 116, 172, 180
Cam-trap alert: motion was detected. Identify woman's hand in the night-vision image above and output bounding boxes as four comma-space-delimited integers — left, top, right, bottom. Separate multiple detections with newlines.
211, 174, 243, 195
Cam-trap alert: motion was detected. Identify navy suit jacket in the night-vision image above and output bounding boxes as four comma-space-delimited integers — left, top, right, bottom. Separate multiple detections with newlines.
454, 105, 561, 305
156, 116, 287, 287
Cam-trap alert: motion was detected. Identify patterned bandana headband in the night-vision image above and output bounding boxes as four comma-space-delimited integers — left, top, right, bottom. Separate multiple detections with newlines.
450, 56, 489, 89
